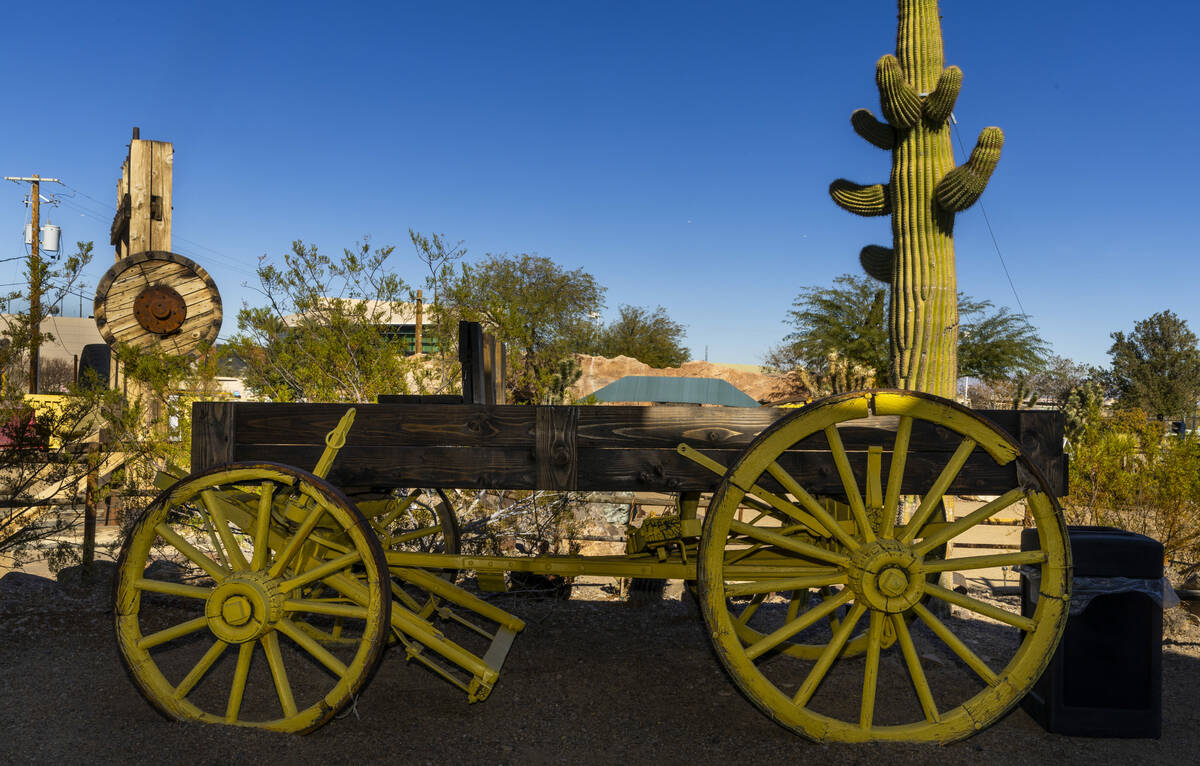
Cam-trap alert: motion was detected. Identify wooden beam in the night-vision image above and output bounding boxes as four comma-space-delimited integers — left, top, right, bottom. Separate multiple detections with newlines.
193, 401, 1067, 495
191, 400, 236, 469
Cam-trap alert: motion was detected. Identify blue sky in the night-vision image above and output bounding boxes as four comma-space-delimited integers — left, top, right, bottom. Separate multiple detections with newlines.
3, 0, 1197, 368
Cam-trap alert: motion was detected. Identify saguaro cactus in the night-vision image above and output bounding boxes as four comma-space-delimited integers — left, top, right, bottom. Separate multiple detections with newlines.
830, 0, 1003, 397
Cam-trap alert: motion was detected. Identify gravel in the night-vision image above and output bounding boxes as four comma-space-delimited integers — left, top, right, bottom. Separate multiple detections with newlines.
2, 569, 1199, 766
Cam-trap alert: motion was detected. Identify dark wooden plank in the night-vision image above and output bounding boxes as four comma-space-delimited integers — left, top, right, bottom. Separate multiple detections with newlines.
225, 403, 1061, 453
1015, 409, 1068, 494
234, 404, 537, 447
575, 448, 1031, 495
235, 445, 537, 490
198, 402, 1066, 494
537, 406, 579, 491
192, 401, 236, 471
233, 443, 1042, 495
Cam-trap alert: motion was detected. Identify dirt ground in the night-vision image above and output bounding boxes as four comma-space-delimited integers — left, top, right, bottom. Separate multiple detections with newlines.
2, 567, 1199, 766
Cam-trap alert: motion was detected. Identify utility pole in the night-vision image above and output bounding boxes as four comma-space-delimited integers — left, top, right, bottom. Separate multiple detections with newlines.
4, 174, 61, 393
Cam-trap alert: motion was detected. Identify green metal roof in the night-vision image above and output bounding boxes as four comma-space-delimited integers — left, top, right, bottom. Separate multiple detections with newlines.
588, 376, 759, 407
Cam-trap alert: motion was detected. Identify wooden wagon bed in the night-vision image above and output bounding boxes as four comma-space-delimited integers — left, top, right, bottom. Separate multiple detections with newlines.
192, 401, 1066, 497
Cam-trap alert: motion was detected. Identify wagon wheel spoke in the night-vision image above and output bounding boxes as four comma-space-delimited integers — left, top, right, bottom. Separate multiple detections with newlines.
912, 603, 998, 686
137, 615, 209, 650
250, 481, 276, 570
764, 462, 859, 550
225, 642, 256, 722
898, 437, 977, 544
925, 583, 1036, 632
723, 570, 846, 597
278, 550, 364, 592
283, 599, 371, 620
865, 446, 883, 510
135, 578, 212, 600
154, 523, 229, 581
922, 550, 1047, 574
743, 588, 854, 660
892, 612, 939, 722
859, 611, 884, 730
881, 415, 913, 538
733, 593, 766, 626
277, 618, 350, 678
728, 520, 851, 568
823, 425, 875, 543
266, 501, 329, 579
201, 490, 251, 572
912, 488, 1024, 555
261, 632, 298, 718
793, 601, 866, 706
389, 524, 444, 547
174, 640, 229, 700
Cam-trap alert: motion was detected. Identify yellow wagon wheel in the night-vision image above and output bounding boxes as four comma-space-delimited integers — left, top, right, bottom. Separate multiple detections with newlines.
114, 462, 391, 734
697, 390, 1070, 744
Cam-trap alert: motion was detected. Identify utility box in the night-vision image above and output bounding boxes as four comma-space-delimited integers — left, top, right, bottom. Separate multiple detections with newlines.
1020, 526, 1164, 738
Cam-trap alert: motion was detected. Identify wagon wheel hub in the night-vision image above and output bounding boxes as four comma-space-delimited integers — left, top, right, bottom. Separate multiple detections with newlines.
847, 539, 924, 614
205, 573, 284, 644
133, 284, 187, 335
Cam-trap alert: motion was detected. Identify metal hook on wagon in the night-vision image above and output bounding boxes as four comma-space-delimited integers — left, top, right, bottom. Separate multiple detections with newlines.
312, 407, 357, 479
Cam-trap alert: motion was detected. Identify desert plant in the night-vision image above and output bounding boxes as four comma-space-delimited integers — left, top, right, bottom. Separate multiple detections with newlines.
830, 0, 1003, 396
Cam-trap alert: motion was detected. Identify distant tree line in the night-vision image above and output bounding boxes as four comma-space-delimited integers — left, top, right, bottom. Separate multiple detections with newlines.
230, 233, 691, 406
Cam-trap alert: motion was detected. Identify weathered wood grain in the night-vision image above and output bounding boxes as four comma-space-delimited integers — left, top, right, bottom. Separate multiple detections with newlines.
194, 402, 1067, 495
191, 400, 236, 469
537, 406, 579, 490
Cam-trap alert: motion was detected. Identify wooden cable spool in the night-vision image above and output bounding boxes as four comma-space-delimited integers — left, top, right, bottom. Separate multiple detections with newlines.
93, 250, 222, 357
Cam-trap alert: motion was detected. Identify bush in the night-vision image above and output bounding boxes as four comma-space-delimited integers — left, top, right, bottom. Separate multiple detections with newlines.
1065, 408, 1200, 579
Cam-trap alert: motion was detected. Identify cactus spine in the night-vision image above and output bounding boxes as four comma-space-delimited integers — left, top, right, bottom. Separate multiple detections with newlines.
830, 0, 1003, 397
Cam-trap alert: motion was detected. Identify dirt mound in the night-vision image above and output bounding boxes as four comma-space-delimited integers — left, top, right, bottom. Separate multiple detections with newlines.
573, 354, 784, 403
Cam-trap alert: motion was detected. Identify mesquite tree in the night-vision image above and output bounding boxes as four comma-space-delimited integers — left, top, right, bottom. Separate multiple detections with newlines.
830, 0, 1003, 396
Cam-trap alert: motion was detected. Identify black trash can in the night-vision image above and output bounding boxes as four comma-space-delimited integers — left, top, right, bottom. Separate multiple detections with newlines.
1020, 526, 1163, 738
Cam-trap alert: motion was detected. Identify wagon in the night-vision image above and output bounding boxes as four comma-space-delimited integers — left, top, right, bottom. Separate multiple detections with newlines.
112, 342, 1069, 744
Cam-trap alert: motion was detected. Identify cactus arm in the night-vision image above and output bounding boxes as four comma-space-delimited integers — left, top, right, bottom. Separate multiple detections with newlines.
851, 109, 896, 150
935, 126, 1004, 213
830, 180, 892, 217
922, 66, 962, 124
876, 55, 922, 128
859, 245, 894, 283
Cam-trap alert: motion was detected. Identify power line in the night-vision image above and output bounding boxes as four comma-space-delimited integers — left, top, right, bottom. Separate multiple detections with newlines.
58, 182, 260, 279
950, 118, 1028, 318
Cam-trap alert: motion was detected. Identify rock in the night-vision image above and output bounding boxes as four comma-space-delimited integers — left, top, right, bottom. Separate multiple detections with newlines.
144, 559, 188, 583
56, 560, 118, 599
0, 571, 59, 602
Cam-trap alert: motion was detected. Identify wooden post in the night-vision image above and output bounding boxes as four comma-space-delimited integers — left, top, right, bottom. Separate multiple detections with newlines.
29, 176, 40, 394
459, 321, 487, 405
414, 289, 423, 356
111, 128, 172, 260
481, 332, 495, 405
2, 175, 60, 392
